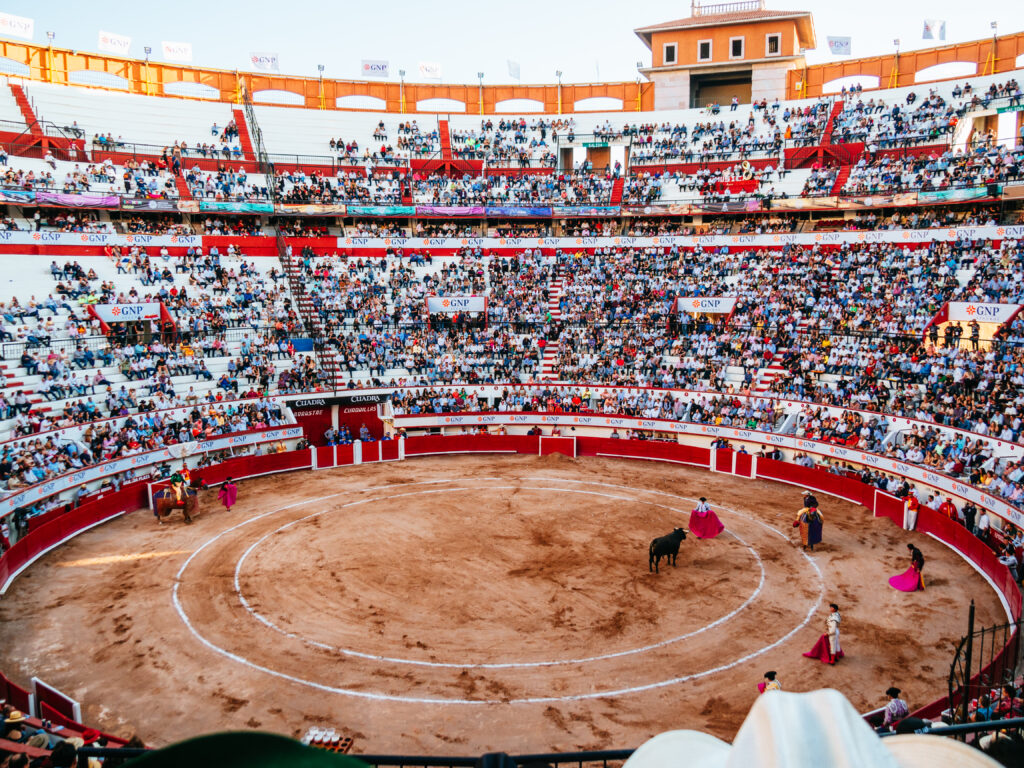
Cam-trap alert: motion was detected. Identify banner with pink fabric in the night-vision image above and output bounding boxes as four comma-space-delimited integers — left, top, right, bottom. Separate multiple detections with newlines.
415, 206, 485, 216
36, 191, 120, 208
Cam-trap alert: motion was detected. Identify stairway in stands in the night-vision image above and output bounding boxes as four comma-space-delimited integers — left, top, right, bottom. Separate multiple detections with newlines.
754, 352, 788, 393
232, 107, 257, 161
1, 362, 48, 415
6, 83, 59, 158
538, 266, 565, 381
173, 175, 192, 199
829, 165, 851, 196
821, 100, 844, 145
438, 118, 452, 161
9, 84, 42, 137
609, 177, 624, 204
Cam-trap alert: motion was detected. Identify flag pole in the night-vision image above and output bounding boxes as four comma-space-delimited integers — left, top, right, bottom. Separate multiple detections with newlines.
889, 39, 900, 90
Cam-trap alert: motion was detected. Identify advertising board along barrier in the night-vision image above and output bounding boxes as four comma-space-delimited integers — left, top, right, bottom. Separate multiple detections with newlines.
392, 412, 1024, 529
0, 426, 303, 516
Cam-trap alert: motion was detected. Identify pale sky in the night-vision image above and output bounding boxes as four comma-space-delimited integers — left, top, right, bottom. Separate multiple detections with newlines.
5, 0, 1024, 84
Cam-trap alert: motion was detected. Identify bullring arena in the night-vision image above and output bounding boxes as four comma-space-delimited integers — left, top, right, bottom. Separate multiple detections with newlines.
3, 0, 1024, 764
0, 451, 1008, 751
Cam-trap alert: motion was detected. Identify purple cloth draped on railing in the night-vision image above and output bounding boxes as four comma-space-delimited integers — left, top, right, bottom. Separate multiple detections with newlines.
415, 206, 486, 216
36, 191, 120, 208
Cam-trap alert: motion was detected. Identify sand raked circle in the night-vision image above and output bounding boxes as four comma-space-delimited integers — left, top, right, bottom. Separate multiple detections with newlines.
172, 475, 826, 703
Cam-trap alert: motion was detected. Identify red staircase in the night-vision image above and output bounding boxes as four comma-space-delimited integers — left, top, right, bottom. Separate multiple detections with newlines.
174, 174, 192, 199
9, 84, 41, 136
821, 100, 844, 145
5, 83, 58, 159
232, 108, 256, 161
609, 177, 624, 204
438, 119, 452, 161
829, 165, 851, 196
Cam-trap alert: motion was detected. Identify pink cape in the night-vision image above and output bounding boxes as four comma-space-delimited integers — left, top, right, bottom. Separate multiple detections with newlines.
803, 633, 844, 664
689, 507, 724, 539
217, 483, 238, 510
889, 565, 925, 592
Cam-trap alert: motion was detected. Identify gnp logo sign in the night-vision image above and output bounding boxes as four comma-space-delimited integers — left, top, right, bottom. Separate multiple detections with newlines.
93, 303, 161, 322
678, 297, 738, 315
948, 302, 1021, 324
426, 296, 486, 313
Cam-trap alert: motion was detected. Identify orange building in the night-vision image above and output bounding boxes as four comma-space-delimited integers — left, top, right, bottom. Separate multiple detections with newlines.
636, 0, 815, 109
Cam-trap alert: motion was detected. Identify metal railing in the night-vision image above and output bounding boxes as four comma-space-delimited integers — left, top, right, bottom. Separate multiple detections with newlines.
948, 604, 1024, 729
693, 0, 764, 16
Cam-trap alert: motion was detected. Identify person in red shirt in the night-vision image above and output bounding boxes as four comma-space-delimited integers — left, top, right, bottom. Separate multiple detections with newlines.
937, 497, 959, 524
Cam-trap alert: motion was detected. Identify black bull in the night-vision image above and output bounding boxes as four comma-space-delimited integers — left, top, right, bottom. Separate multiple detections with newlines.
649, 528, 687, 573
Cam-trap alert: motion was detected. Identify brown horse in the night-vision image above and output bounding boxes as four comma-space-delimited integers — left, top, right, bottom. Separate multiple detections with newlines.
154, 486, 199, 524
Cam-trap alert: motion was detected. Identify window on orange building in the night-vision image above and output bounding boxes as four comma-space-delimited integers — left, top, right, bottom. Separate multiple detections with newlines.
730, 37, 744, 59
766, 33, 781, 57
698, 40, 712, 61
663, 43, 677, 65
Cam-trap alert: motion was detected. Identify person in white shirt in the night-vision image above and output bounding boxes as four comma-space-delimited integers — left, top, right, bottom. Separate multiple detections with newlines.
976, 510, 991, 543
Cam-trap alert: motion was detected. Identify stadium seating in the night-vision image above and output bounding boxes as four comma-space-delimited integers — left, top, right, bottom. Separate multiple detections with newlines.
0, 62, 1022, 555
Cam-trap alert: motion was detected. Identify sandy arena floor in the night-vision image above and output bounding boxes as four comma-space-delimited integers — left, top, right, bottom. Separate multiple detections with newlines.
0, 454, 1007, 754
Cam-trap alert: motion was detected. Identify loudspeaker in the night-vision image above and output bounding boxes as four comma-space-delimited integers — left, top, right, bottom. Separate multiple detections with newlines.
988, 183, 1002, 197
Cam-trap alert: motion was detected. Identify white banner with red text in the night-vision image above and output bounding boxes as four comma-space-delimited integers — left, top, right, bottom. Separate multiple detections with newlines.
91, 303, 162, 322
676, 297, 737, 315
947, 302, 1022, 324
425, 296, 487, 313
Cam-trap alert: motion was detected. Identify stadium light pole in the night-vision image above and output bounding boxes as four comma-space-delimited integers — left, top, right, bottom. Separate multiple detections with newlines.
399, 69, 406, 114
556, 70, 563, 115
318, 64, 325, 110
477, 71, 484, 115
46, 31, 55, 84
635, 60, 643, 112
144, 46, 152, 96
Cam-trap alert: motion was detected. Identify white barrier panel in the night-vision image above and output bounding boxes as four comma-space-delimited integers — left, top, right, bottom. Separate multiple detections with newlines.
338, 224, 1024, 251
5, 226, 1022, 251
395, 412, 1024, 527
367, 383, 1024, 461
0, 425, 303, 515
0, 232, 201, 247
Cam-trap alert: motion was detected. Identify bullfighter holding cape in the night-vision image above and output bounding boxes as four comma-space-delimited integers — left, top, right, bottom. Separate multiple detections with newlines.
889, 543, 925, 591
793, 505, 823, 550
689, 497, 724, 539
804, 603, 844, 664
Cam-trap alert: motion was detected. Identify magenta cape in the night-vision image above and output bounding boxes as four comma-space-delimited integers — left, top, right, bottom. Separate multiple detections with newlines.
803, 634, 844, 664
689, 508, 724, 539
218, 483, 238, 510
889, 565, 925, 592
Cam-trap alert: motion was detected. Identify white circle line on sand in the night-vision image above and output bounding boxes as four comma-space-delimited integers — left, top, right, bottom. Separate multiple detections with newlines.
171, 476, 825, 702
230, 484, 767, 669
